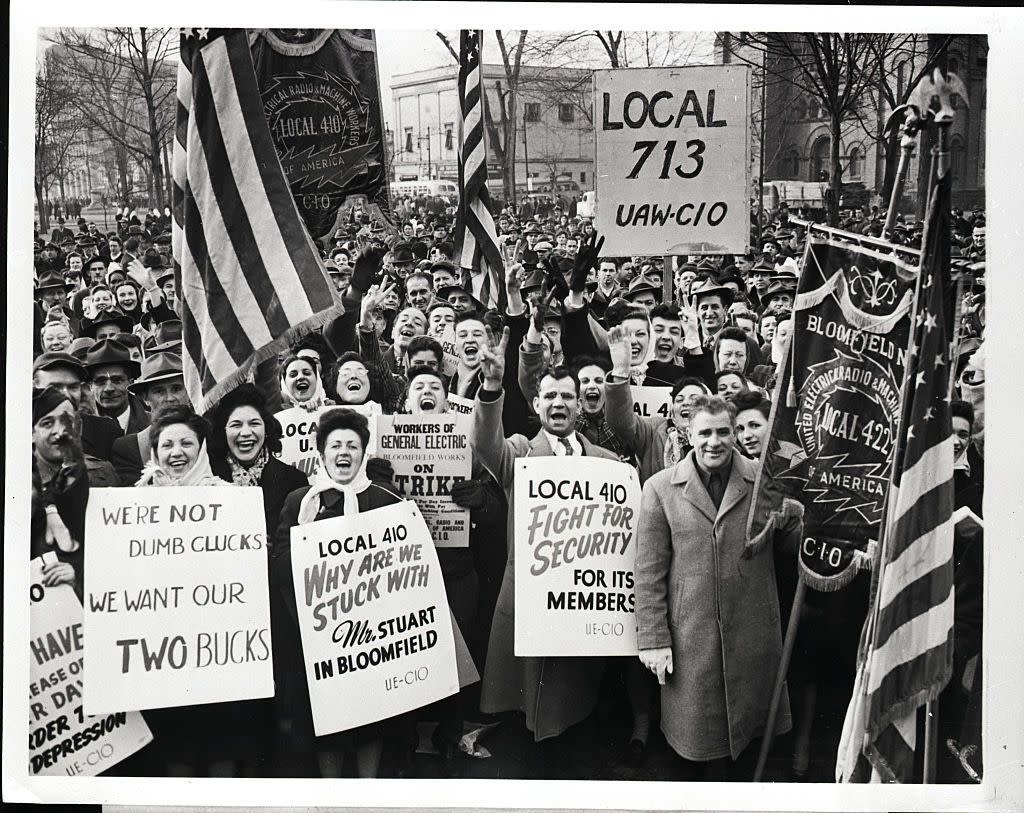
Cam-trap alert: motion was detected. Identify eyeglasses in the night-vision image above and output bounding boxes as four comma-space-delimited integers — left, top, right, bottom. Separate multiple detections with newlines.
92, 374, 129, 387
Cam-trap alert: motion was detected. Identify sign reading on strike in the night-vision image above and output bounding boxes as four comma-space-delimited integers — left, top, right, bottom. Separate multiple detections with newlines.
29, 556, 152, 776
630, 385, 672, 420
513, 457, 642, 656
594, 65, 751, 256
83, 487, 274, 715
290, 501, 460, 735
277, 403, 381, 483
376, 414, 472, 548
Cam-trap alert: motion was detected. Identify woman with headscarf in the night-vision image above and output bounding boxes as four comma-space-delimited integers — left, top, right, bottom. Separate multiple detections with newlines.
271, 408, 405, 778
279, 352, 335, 413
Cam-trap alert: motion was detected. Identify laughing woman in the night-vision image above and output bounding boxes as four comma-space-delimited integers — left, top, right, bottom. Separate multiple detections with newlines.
279, 352, 334, 412
271, 408, 404, 778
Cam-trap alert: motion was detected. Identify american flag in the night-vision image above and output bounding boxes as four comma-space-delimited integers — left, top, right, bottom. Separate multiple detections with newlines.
173, 28, 342, 412
836, 167, 956, 782
455, 30, 505, 311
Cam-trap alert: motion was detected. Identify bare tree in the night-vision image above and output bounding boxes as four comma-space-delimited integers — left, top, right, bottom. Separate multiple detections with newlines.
35, 71, 83, 232
720, 33, 888, 225
45, 27, 178, 209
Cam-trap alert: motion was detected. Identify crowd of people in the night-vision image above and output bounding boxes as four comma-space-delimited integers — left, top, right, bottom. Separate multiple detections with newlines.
29, 193, 987, 781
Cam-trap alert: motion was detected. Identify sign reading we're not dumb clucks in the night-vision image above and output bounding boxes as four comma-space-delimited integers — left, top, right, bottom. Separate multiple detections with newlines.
594, 66, 751, 256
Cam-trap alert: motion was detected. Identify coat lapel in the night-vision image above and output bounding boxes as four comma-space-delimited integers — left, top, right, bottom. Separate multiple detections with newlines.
528, 432, 554, 457
670, 455, 717, 524
715, 454, 753, 525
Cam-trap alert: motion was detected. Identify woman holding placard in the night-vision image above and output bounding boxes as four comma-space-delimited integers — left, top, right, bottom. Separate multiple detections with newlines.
272, 408, 405, 778
137, 405, 268, 778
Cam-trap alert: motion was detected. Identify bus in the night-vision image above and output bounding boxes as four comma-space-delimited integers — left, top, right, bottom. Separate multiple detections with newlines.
389, 179, 460, 200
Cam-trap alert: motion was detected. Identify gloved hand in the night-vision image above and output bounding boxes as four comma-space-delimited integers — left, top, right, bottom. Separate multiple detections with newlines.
571, 231, 604, 293
351, 247, 387, 294
450, 479, 487, 510
365, 456, 395, 487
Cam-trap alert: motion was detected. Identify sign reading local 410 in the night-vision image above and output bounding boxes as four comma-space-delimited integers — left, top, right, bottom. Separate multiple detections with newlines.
593, 66, 751, 257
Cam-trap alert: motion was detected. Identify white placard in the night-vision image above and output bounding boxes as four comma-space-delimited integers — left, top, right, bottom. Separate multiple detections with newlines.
376, 413, 473, 548
29, 557, 152, 776
83, 487, 274, 714
277, 403, 380, 484
630, 385, 673, 420
289, 501, 459, 736
594, 65, 751, 256
513, 457, 642, 656
445, 393, 474, 415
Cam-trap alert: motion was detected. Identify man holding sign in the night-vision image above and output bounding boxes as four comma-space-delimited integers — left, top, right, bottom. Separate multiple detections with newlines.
469, 326, 619, 773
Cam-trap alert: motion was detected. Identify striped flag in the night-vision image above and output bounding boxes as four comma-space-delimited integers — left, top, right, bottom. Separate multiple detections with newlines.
173, 28, 342, 412
455, 30, 505, 311
836, 166, 956, 782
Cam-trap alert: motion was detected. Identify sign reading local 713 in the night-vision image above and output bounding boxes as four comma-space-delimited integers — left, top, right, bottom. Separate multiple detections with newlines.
593, 66, 751, 257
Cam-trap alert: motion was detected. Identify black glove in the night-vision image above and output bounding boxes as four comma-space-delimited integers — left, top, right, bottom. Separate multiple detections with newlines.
365, 456, 395, 487
542, 256, 571, 302
571, 231, 604, 293
450, 478, 487, 510
351, 247, 387, 294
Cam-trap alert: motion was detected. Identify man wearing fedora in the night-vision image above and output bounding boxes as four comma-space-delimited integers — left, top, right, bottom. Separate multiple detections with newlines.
82, 307, 135, 342
622, 275, 661, 312
34, 271, 81, 352
83, 339, 148, 435
688, 278, 733, 352
110, 352, 190, 486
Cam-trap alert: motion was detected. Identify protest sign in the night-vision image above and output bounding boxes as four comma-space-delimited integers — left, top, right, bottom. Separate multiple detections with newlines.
748, 234, 916, 590
82, 487, 274, 714
445, 393, 475, 416
277, 403, 380, 483
594, 65, 751, 256
289, 501, 459, 735
630, 385, 672, 420
513, 457, 641, 656
438, 326, 460, 378
29, 556, 152, 776
376, 414, 472, 548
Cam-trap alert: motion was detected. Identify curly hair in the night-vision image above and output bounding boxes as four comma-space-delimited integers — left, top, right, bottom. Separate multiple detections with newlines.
206, 382, 284, 462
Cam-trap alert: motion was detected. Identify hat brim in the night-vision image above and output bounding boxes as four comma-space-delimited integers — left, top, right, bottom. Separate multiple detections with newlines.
129, 369, 184, 393
85, 315, 135, 337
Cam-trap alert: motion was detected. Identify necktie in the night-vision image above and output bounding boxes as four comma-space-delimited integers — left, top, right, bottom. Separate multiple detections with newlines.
708, 472, 724, 509
558, 437, 575, 456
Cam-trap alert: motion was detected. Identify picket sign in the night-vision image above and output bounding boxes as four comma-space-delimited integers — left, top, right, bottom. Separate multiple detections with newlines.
513, 457, 642, 656
277, 402, 381, 484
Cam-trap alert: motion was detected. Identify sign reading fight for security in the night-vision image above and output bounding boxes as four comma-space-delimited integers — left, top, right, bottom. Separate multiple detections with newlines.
290, 501, 459, 735
594, 66, 751, 256
514, 457, 641, 656
82, 487, 274, 714
29, 557, 152, 776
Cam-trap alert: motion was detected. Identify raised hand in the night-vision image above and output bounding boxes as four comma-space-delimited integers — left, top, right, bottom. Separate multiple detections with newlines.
360, 281, 395, 328
351, 245, 387, 294
607, 324, 632, 377
479, 325, 510, 389
571, 230, 605, 292
505, 262, 527, 295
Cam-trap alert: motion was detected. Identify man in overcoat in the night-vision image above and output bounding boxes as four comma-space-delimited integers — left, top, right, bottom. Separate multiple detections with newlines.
636, 394, 802, 780
469, 326, 618, 772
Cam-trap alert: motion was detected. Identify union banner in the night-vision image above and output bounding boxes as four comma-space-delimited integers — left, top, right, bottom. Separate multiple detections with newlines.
252, 29, 392, 238
748, 233, 917, 590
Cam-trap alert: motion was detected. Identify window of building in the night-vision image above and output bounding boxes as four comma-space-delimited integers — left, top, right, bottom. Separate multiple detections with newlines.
810, 135, 830, 181
847, 144, 863, 180
558, 103, 575, 123
524, 102, 541, 123
444, 123, 454, 151
404, 128, 413, 153
948, 54, 961, 76
950, 93, 962, 110
951, 135, 965, 181
792, 97, 807, 120
808, 97, 820, 120
782, 148, 800, 180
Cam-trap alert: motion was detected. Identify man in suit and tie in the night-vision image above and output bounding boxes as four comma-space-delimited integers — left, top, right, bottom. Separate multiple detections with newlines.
470, 326, 619, 777
110, 353, 190, 485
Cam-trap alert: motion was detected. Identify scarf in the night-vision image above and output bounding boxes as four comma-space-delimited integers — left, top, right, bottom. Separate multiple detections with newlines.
663, 420, 691, 469
136, 440, 226, 487
576, 410, 627, 459
296, 463, 372, 525
281, 373, 332, 413
228, 446, 270, 487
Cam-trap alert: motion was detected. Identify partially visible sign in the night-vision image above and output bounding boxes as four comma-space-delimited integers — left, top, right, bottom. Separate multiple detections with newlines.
513, 457, 641, 656
594, 66, 751, 256
445, 393, 474, 416
83, 487, 274, 714
29, 557, 152, 776
376, 414, 472, 548
277, 402, 380, 483
290, 501, 459, 735
630, 385, 672, 421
